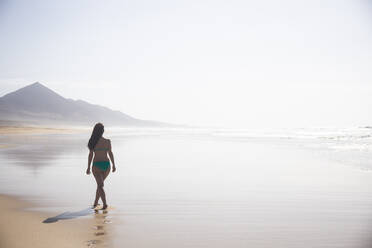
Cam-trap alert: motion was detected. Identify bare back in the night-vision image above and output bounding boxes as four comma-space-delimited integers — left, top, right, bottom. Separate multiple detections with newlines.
93, 137, 111, 162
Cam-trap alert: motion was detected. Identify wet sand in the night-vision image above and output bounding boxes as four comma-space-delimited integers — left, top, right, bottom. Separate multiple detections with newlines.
1, 129, 372, 247
0, 194, 111, 248
0, 125, 84, 135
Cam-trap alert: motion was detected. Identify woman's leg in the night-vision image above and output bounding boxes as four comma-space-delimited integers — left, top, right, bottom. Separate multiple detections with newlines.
99, 166, 110, 209
94, 187, 100, 207
103, 165, 111, 180
92, 166, 107, 207
92, 166, 101, 206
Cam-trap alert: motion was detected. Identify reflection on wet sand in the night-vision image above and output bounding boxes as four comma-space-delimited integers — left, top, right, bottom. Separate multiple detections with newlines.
0, 133, 128, 173
0, 134, 87, 172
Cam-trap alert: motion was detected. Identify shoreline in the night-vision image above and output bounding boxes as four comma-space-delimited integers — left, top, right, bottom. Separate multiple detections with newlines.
0, 125, 86, 135
0, 194, 109, 248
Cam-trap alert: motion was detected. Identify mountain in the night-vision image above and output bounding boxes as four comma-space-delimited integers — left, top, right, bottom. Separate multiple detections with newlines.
0, 82, 168, 126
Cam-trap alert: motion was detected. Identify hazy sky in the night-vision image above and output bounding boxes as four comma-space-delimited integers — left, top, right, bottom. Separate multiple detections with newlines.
0, 0, 371, 128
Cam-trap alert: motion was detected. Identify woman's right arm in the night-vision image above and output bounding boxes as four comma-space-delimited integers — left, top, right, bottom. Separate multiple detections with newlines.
86, 150, 93, 174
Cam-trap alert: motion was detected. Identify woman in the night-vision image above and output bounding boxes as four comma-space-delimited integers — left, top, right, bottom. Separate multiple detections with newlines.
86, 123, 116, 210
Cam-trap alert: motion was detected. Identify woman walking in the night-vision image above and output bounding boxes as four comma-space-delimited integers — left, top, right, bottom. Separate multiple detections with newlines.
86, 123, 116, 210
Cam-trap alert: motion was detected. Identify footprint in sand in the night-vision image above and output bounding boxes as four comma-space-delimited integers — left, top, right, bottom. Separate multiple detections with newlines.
86, 239, 102, 247
95, 231, 105, 236
92, 225, 104, 230
103, 219, 112, 224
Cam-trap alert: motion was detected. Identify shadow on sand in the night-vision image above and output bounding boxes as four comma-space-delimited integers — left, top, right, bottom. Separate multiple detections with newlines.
43, 208, 111, 246
42, 207, 95, 223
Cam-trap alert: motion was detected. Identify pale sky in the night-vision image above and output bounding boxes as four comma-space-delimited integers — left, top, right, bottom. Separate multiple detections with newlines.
0, 0, 371, 128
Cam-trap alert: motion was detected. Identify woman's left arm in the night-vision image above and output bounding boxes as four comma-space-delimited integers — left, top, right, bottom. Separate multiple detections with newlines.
108, 140, 116, 172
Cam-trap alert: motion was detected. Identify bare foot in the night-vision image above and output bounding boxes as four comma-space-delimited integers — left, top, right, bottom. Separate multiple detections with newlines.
101, 204, 108, 210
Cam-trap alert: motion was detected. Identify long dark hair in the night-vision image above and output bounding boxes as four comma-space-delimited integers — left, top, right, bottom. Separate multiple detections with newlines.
88, 123, 104, 150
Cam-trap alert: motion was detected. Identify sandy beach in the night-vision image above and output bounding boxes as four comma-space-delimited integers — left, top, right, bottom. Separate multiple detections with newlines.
1, 128, 372, 247
0, 194, 111, 248
0, 125, 85, 135
0, 124, 87, 149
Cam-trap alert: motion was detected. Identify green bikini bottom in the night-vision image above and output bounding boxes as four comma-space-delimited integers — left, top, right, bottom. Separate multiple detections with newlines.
93, 161, 110, 171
